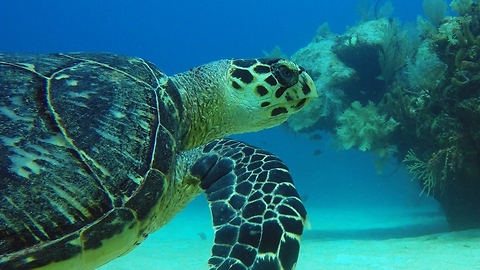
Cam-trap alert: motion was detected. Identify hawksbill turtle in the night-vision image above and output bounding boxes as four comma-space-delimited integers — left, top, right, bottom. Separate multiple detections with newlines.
0, 52, 317, 270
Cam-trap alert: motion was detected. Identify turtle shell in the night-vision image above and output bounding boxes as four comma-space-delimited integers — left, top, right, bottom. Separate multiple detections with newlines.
0, 53, 183, 268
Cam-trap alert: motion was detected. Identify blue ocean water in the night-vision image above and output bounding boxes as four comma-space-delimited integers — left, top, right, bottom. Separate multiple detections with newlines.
1, 1, 424, 72
1, 1, 458, 269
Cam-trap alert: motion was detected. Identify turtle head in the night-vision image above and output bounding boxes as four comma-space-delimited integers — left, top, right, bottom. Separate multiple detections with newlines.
174, 58, 317, 149
225, 58, 317, 131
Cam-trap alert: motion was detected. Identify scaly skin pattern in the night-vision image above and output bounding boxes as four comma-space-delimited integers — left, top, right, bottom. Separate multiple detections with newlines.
191, 138, 307, 270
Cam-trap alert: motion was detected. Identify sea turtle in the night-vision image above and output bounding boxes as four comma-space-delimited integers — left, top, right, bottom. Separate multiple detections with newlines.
0, 52, 317, 270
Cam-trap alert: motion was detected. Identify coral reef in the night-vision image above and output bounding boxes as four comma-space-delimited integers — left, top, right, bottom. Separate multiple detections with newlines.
333, 19, 390, 104
404, 148, 459, 196
290, 36, 356, 87
336, 101, 398, 154
285, 0, 480, 230
405, 40, 447, 94
378, 19, 414, 87
286, 29, 357, 132
393, 4, 480, 229
450, 0, 477, 16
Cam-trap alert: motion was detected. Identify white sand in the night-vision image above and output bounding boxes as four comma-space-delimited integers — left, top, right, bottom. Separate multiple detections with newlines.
99, 199, 480, 270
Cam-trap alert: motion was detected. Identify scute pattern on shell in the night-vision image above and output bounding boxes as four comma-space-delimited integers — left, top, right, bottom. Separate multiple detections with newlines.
0, 53, 183, 268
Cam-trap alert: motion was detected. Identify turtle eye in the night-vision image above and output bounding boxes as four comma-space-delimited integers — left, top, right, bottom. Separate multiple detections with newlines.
281, 66, 292, 77
272, 64, 299, 87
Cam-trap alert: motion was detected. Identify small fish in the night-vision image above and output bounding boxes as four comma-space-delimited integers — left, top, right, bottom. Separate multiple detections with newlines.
313, 149, 322, 156
198, 232, 206, 240
309, 133, 323, 141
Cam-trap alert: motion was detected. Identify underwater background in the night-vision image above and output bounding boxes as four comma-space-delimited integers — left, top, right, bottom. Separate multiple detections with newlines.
0, 0, 422, 72
2, 0, 480, 269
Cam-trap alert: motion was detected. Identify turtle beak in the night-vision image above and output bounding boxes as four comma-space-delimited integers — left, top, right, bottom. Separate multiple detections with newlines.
287, 68, 318, 111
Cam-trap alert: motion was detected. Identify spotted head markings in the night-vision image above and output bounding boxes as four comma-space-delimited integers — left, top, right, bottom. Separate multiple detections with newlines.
228, 58, 316, 117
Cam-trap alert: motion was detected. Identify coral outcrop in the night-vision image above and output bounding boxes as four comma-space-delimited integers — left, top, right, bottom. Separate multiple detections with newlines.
285, 0, 480, 230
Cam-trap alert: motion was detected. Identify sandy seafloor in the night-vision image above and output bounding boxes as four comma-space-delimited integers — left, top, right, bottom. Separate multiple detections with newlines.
99, 198, 480, 270
99, 131, 480, 270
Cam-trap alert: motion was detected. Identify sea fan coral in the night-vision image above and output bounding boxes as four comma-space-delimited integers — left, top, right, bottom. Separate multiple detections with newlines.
406, 42, 447, 93
422, 0, 447, 27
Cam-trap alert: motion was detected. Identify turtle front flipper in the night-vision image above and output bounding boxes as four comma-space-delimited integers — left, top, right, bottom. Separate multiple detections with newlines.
191, 138, 307, 270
